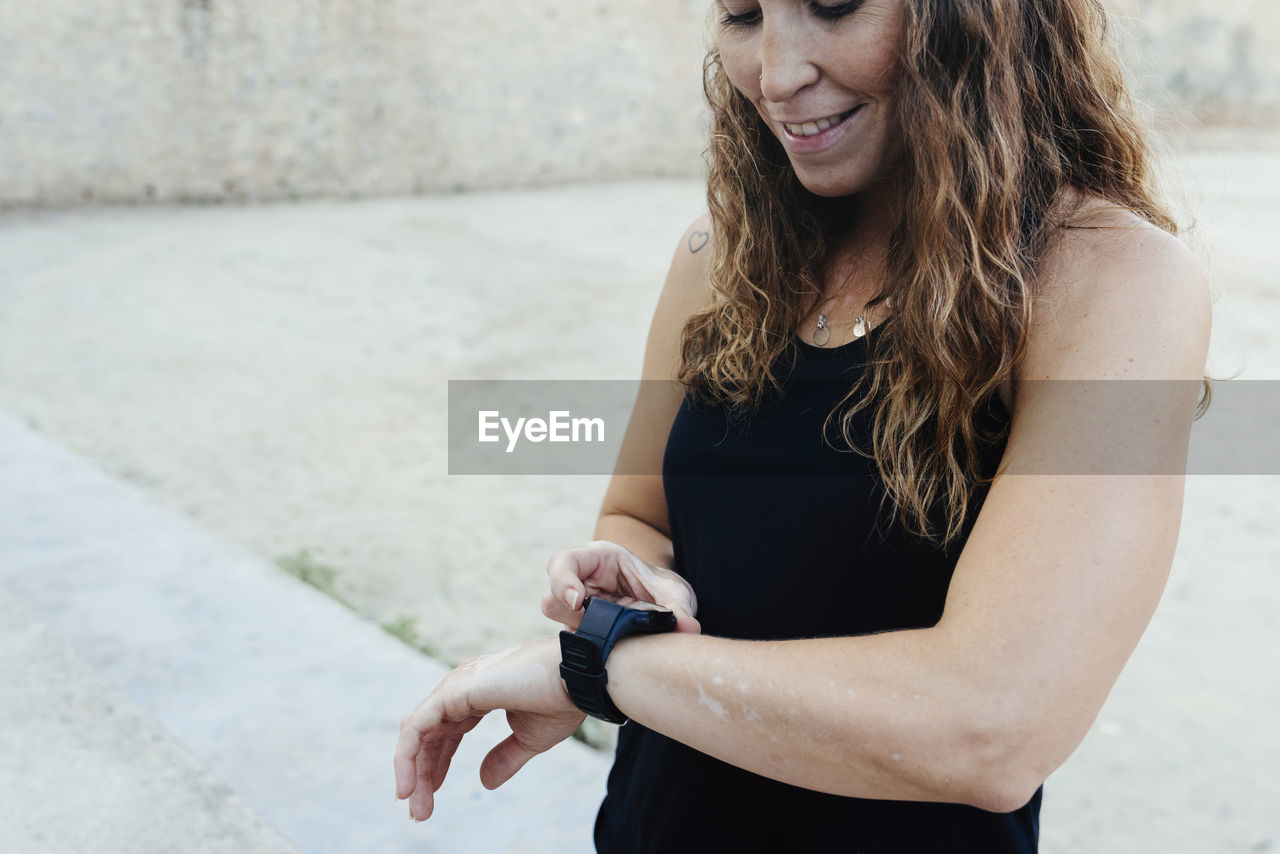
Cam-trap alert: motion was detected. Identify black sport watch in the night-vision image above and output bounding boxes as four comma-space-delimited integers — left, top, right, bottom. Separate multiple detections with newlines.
559, 597, 678, 724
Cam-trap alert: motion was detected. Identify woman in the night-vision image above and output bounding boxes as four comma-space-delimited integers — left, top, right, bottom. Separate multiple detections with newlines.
394, 0, 1213, 850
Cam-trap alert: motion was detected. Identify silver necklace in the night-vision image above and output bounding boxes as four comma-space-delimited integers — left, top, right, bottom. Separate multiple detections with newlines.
813, 312, 866, 346
810, 263, 859, 347
809, 248, 890, 347
812, 296, 890, 347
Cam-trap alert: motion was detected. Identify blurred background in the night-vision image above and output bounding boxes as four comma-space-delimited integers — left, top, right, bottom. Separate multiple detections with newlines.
0, 2, 1277, 853
2, 0, 1278, 205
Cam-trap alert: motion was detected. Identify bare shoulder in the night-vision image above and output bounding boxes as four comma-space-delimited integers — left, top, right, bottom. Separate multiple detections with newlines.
647, 213, 716, 374
670, 212, 714, 288
681, 212, 714, 258
1019, 194, 1212, 384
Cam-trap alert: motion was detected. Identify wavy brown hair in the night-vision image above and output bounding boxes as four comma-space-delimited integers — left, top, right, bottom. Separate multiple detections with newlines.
678, 0, 1214, 549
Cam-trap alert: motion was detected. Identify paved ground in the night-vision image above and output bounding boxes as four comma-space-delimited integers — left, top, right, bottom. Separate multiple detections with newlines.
0, 584, 301, 854
0, 411, 610, 853
0, 138, 1277, 851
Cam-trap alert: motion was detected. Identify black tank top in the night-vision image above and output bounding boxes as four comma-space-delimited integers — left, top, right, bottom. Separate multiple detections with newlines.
593, 322, 1042, 853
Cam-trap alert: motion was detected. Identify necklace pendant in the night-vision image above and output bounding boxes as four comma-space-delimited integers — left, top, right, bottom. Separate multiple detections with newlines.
813, 313, 830, 346
852, 316, 867, 338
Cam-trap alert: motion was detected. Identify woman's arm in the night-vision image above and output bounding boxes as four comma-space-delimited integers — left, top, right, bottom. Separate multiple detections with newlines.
397, 217, 1210, 820
578, 219, 1214, 813
606, 625, 1014, 807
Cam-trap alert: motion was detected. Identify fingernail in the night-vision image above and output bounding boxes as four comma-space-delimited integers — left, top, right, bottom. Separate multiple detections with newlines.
566, 589, 578, 610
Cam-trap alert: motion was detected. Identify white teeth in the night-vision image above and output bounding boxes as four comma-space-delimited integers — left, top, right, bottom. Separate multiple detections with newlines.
783, 107, 858, 138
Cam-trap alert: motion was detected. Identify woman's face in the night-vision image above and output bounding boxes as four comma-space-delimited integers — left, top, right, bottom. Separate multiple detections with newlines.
715, 0, 906, 199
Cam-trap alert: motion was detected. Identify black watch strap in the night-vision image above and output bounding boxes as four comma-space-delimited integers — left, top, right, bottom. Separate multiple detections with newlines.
558, 598, 677, 724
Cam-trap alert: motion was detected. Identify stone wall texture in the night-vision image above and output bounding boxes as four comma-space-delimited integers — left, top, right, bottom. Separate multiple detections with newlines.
1, 0, 1276, 207
1110, 0, 1280, 126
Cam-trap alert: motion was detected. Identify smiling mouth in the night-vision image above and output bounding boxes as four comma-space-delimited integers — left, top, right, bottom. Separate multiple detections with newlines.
782, 105, 864, 138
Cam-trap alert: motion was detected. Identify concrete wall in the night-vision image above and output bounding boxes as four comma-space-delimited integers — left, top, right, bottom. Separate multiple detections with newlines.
1, 0, 1276, 207
1, 1, 712, 206
1112, 0, 1280, 127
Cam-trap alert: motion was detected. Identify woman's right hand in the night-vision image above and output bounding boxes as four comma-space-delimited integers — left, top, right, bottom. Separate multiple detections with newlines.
542, 540, 700, 634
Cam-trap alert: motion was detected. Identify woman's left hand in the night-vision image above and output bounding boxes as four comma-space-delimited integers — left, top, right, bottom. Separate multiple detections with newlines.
393, 636, 586, 822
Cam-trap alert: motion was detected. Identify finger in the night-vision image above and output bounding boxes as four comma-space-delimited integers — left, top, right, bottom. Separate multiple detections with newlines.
394, 683, 470, 803
546, 545, 611, 606
672, 606, 702, 634
407, 718, 477, 820
431, 715, 483, 793
625, 572, 689, 613
657, 581, 700, 633
547, 564, 586, 613
478, 733, 540, 790
394, 743, 418, 803
394, 704, 441, 801
410, 737, 437, 821
541, 591, 583, 631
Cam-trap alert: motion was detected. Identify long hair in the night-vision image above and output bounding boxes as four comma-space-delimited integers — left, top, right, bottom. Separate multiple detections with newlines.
678, 0, 1214, 548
